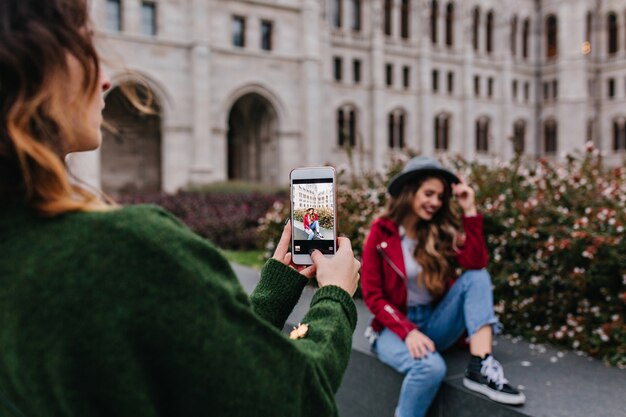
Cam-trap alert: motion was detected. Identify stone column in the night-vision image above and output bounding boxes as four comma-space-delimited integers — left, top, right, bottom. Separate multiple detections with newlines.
393, 0, 401, 39
370, 0, 387, 171
557, 1, 588, 158
124, 0, 140, 35
301, 0, 323, 166
418, 1, 434, 156
500, 13, 514, 161
189, 0, 214, 184
416, 0, 428, 155
460, 4, 475, 158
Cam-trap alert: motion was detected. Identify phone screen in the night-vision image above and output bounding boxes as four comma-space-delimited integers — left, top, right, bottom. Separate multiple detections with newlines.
291, 177, 336, 258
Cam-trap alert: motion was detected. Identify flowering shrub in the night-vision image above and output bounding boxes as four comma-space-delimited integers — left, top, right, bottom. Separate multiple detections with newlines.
119, 190, 286, 250
258, 146, 626, 367
293, 208, 335, 230
459, 146, 626, 368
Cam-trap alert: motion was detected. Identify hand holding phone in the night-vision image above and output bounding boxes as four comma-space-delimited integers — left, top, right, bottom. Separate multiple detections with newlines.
290, 167, 337, 265
310, 238, 360, 296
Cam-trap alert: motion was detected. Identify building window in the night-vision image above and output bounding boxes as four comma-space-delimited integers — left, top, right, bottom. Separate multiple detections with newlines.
474, 75, 480, 96
546, 14, 558, 58
353, 59, 361, 84
608, 12, 618, 54
401, 0, 410, 39
432, 69, 439, 92
386, 63, 393, 87
140, 2, 157, 36
524, 81, 530, 101
333, 57, 343, 81
608, 77, 616, 98
447, 71, 454, 94
487, 77, 494, 98
261, 20, 273, 51
512, 80, 518, 99
388, 110, 406, 149
513, 120, 526, 153
511, 15, 518, 56
431, 0, 439, 44
332, 0, 342, 28
106, 0, 122, 32
543, 81, 550, 101
232, 16, 246, 47
486, 10, 494, 54
613, 118, 626, 150
522, 18, 530, 59
476, 117, 490, 152
350, 0, 362, 31
403, 66, 410, 89
472, 7, 480, 51
384, 0, 393, 36
445, 3, 454, 47
434, 113, 450, 151
337, 106, 357, 147
552, 80, 558, 100
544, 120, 557, 154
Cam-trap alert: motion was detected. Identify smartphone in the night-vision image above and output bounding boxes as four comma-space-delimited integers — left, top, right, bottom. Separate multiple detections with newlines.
290, 166, 337, 265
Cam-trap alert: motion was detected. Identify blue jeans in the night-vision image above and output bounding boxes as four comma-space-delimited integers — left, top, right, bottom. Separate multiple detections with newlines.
372, 269, 498, 417
307, 220, 319, 240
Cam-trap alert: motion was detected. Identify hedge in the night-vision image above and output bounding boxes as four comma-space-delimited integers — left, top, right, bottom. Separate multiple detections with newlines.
119, 190, 285, 250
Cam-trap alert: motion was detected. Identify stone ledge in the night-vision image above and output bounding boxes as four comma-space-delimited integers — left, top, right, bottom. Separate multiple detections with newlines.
233, 263, 626, 417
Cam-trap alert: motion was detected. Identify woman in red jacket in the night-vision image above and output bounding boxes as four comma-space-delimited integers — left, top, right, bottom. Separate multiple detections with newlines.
303, 208, 323, 240
361, 156, 524, 417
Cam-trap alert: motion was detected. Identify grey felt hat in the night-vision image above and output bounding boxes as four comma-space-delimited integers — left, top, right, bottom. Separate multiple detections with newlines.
387, 156, 460, 197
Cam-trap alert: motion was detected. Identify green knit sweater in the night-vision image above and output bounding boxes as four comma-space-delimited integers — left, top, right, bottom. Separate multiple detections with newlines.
0, 203, 357, 417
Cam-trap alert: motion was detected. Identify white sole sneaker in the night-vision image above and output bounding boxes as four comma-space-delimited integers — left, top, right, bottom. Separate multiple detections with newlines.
463, 377, 526, 405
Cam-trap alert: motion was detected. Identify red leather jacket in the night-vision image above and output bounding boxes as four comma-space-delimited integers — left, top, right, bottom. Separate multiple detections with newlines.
361, 215, 489, 341
303, 213, 318, 231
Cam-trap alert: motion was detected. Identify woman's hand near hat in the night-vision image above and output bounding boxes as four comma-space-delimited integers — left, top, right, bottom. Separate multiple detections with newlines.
451, 175, 477, 217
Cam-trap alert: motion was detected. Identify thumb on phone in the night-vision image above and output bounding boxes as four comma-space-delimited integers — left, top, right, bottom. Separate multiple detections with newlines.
312, 239, 360, 296
309, 249, 325, 264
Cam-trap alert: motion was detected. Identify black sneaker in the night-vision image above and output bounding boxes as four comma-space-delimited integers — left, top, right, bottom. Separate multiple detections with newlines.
463, 354, 526, 405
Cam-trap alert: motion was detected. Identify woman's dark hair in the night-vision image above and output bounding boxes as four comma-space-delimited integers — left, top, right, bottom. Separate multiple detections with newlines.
383, 175, 461, 298
0, 0, 103, 214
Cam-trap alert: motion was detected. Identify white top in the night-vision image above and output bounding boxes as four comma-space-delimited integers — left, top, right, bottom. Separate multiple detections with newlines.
400, 227, 433, 306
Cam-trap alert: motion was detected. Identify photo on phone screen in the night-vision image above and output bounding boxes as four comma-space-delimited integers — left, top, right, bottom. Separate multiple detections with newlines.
291, 174, 336, 264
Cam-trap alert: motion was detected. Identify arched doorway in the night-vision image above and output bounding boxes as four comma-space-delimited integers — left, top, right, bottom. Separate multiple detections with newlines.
227, 93, 279, 184
101, 83, 162, 195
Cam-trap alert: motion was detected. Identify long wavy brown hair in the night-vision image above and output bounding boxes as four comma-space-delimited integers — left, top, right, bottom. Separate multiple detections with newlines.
0, 0, 106, 215
383, 175, 461, 298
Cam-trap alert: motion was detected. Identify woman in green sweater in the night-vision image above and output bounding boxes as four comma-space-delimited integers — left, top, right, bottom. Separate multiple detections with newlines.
0, 1, 361, 416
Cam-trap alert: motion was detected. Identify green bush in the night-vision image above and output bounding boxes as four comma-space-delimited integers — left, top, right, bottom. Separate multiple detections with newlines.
257, 147, 626, 367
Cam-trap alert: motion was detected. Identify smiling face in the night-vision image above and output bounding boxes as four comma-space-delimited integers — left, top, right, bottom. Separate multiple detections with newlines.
411, 177, 445, 221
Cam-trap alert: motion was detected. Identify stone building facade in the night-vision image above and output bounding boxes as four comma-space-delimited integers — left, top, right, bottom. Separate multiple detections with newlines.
71, 0, 626, 193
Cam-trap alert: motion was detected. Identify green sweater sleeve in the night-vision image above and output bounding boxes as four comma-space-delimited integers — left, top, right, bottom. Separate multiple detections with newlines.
0, 205, 357, 417
249, 259, 309, 329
